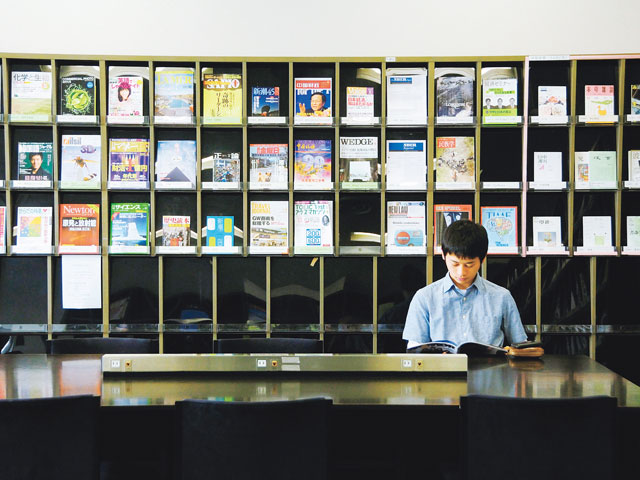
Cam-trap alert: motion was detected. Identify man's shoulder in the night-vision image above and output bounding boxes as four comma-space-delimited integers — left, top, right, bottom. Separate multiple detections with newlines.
476, 276, 512, 296
414, 277, 448, 297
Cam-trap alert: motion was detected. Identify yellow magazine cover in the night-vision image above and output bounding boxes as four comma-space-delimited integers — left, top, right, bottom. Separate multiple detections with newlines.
202, 72, 242, 120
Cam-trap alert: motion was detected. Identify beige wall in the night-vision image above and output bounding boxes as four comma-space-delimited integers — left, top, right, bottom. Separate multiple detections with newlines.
1, 0, 638, 57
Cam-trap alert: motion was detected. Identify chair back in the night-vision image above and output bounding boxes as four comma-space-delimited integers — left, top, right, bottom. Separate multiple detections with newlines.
461, 394, 616, 480
0, 395, 99, 480
48, 337, 156, 354
176, 397, 331, 480
216, 337, 323, 353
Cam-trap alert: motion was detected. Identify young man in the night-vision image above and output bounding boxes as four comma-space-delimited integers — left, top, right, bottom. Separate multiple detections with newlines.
403, 220, 527, 349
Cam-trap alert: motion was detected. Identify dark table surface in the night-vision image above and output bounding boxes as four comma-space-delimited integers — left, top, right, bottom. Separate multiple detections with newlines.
1, 354, 638, 407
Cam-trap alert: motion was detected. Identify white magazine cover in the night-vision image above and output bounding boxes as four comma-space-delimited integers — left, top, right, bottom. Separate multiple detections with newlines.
386, 68, 427, 125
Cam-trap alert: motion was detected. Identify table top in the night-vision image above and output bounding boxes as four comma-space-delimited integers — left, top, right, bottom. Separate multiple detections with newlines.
1, 354, 638, 407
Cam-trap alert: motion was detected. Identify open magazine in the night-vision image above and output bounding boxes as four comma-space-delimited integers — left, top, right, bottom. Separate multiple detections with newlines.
407, 341, 506, 356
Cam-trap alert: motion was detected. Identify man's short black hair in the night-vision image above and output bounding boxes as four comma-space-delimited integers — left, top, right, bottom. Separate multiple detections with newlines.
441, 220, 488, 260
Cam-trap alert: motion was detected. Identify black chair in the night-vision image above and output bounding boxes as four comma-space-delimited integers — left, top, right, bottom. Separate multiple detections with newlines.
461, 394, 616, 480
0, 395, 99, 480
176, 397, 331, 480
216, 337, 323, 353
47, 337, 156, 354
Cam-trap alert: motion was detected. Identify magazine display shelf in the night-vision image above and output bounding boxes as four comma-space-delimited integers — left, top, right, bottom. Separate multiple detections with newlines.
0, 52, 639, 362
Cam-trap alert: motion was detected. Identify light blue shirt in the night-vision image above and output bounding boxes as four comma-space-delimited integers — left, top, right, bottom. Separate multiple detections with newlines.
402, 273, 527, 348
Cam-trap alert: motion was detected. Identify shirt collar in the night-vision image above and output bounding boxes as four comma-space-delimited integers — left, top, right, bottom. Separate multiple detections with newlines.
443, 273, 483, 294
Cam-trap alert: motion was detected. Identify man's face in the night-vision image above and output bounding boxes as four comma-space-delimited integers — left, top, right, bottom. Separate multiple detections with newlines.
443, 252, 482, 290
31, 154, 43, 171
310, 94, 324, 111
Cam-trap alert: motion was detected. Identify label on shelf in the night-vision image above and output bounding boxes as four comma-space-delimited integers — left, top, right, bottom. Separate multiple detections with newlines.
340, 182, 380, 191
11, 245, 54, 255
202, 116, 242, 125
155, 246, 197, 255
435, 181, 475, 191
575, 181, 617, 190
247, 116, 287, 125
58, 181, 101, 190
108, 245, 150, 255
481, 181, 521, 190
487, 246, 520, 255
339, 245, 381, 255
578, 114, 618, 124
386, 117, 427, 126
528, 181, 567, 190
201, 246, 242, 255
624, 180, 640, 189
57, 115, 99, 124
249, 181, 288, 191
154, 181, 195, 190
530, 115, 569, 125
293, 182, 333, 191
10, 180, 52, 190
108, 181, 150, 190
386, 182, 427, 191
294, 116, 333, 126
293, 246, 334, 255
622, 246, 640, 255
58, 245, 100, 254
0, 246, 5, 255
9, 114, 51, 123
249, 246, 289, 255
529, 55, 570, 61
202, 181, 241, 191
385, 245, 427, 256
482, 115, 522, 125
627, 114, 640, 123
107, 115, 146, 125
435, 116, 474, 125
526, 246, 569, 255
575, 246, 617, 255
341, 117, 380, 126
153, 116, 194, 125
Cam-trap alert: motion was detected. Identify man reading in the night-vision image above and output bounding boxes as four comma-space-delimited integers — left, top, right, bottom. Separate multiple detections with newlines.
403, 220, 527, 350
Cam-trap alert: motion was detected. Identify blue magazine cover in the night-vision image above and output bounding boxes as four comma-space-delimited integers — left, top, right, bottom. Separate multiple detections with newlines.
295, 78, 332, 117
155, 140, 197, 184
206, 216, 234, 247
481, 206, 518, 249
252, 87, 280, 116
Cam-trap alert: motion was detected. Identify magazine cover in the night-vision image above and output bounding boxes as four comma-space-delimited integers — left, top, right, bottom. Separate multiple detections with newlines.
202, 72, 242, 119
110, 203, 150, 247
632, 84, 640, 115
483, 78, 518, 117
481, 206, 518, 250
435, 136, 475, 184
575, 151, 616, 188
386, 68, 427, 125
250, 201, 288, 248
294, 140, 332, 187
201, 152, 241, 184
60, 75, 96, 116
60, 135, 101, 187
387, 201, 426, 249
252, 87, 280, 116
629, 150, 640, 182
294, 200, 333, 249
434, 204, 473, 249
538, 86, 566, 117
582, 216, 612, 248
11, 71, 52, 115
533, 152, 563, 184
108, 76, 144, 116
16, 206, 52, 247
109, 139, 150, 184
346, 86, 374, 118
627, 216, 640, 248
59, 204, 100, 251
386, 140, 427, 189
532, 216, 562, 248
585, 85, 614, 118
294, 78, 332, 117
162, 216, 190, 247
155, 140, 196, 185
18, 142, 53, 181
436, 71, 474, 120
339, 136, 379, 185
154, 68, 194, 118
249, 144, 288, 186
206, 216, 234, 247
